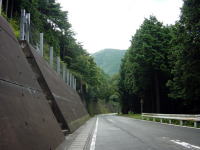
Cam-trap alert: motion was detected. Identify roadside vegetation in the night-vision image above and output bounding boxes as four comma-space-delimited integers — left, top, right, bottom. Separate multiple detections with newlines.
118, 0, 200, 114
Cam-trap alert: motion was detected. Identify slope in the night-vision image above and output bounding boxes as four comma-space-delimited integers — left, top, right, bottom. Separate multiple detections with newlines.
92, 49, 126, 76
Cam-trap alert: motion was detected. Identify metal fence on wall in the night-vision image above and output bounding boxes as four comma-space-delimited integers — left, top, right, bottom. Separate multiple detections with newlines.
20, 9, 77, 90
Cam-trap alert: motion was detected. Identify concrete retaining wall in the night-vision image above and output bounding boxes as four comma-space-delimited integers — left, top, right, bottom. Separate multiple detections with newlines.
0, 16, 65, 150
0, 15, 89, 150
21, 41, 89, 133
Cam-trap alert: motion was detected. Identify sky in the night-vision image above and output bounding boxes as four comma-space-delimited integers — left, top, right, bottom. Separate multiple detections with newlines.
57, 0, 183, 54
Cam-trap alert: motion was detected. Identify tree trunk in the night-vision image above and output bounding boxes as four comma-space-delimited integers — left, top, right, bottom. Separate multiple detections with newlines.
5, 0, 9, 16
10, 0, 13, 18
154, 71, 160, 113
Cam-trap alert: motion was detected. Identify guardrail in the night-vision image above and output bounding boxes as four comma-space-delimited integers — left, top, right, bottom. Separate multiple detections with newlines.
142, 113, 200, 128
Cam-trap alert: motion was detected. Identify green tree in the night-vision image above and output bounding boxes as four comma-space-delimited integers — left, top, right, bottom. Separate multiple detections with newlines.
119, 16, 172, 113
167, 0, 200, 113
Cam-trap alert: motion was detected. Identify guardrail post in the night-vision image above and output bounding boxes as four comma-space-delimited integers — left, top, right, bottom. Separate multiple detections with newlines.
49, 47, 53, 67
25, 13, 30, 42
169, 120, 172, 124
0, 0, 2, 15
56, 57, 60, 74
194, 122, 197, 128
40, 33, 44, 57
180, 120, 183, 126
62, 64, 66, 81
153, 118, 155, 122
160, 118, 163, 123
20, 9, 26, 40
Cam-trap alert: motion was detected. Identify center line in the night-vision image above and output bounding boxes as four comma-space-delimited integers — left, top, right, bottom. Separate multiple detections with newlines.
90, 117, 99, 150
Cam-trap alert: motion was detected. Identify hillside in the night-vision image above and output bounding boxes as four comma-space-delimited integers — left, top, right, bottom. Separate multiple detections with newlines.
92, 49, 126, 76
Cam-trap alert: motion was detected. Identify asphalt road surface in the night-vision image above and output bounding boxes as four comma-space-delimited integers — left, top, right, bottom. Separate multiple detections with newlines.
91, 114, 200, 150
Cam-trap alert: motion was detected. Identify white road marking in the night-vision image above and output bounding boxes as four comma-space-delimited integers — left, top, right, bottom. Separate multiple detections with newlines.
90, 117, 99, 150
171, 140, 200, 149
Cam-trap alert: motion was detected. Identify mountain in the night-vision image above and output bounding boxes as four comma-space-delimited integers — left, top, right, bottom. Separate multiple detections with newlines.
92, 49, 126, 76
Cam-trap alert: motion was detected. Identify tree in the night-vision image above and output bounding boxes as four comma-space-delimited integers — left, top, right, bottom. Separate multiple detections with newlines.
119, 16, 172, 113
167, 0, 200, 113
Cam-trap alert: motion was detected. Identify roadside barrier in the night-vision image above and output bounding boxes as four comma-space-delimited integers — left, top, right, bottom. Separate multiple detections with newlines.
142, 113, 200, 128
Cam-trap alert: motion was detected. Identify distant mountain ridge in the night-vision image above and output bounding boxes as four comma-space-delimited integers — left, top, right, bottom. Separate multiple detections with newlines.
92, 49, 126, 76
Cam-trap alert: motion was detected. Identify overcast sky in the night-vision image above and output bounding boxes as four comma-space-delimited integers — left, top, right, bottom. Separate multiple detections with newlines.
57, 0, 183, 54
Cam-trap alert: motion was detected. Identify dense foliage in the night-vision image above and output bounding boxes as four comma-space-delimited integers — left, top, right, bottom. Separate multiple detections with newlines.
119, 0, 200, 114
1, 0, 119, 114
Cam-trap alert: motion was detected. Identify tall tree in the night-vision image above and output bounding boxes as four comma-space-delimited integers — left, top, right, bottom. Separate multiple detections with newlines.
119, 16, 172, 113
167, 0, 200, 113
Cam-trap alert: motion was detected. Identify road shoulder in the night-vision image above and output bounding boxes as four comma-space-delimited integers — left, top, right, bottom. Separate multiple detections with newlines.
56, 117, 97, 150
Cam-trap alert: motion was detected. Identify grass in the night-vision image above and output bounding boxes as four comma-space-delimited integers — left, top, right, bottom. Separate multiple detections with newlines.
119, 113, 142, 119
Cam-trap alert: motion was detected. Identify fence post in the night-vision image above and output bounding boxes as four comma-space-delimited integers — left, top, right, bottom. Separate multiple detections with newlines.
74, 78, 76, 90
72, 75, 74, 89
20, 9, 26, 40
73, 76, 75, 89
0, 0, 2, 15
68, 72, 71, 86
39, 33, 44, 57
49, 47, 53, 67
25, 13, 30, 42
69, 73, 72, 87
72, 77, 74, 89
66, 69, 69, 85
62, 64, 66, 81
56, 57, 60, 74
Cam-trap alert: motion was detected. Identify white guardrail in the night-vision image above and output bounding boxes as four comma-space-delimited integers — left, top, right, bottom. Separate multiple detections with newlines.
142, 113, 200, 128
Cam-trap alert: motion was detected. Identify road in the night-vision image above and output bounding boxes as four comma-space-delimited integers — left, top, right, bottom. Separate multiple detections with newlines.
91, 114, 200, 150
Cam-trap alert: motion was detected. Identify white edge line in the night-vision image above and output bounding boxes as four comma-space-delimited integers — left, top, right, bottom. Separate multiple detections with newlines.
90, 117, 99, 150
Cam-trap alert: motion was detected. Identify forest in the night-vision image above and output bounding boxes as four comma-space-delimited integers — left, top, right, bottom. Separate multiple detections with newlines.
1, 0, 200, 115
119, 0, 200, 114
